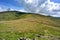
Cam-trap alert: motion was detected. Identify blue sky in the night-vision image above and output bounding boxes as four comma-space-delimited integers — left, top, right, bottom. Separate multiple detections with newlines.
51, 0, 60, 3
0, 0, 23, 10
0, 0, 60, 17
0, 0, 60, 10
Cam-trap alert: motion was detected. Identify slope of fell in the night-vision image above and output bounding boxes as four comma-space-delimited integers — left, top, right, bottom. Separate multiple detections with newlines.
0, 11, 27, 21
0, 11, 60, 40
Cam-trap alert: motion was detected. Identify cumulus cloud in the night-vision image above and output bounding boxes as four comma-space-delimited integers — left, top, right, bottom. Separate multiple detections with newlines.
41, 0, 60, 16
17, 0, 60, 17
23, 0, 47, 13
0, 5, 7, 12
16, 9, 27, 12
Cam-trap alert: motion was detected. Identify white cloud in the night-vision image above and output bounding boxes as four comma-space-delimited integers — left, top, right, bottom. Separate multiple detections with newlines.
25, 0, 33, 3
51, 15, 60, 17
17, 9, 27, 12
10, 8, 27, 12
23, 0, 60, 17
0, 7, 7, 12
46, 0, 60, 11
10, 8, 15, 11
42, 0, 60, 17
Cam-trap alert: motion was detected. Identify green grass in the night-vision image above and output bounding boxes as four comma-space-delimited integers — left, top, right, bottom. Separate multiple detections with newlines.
0, 11, 28, 21
0, 11, 60, 40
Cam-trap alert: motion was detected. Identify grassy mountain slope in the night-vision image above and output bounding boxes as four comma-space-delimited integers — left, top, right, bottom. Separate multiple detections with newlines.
0, 11, 60, 40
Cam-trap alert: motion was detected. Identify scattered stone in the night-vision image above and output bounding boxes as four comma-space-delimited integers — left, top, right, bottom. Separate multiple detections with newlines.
35, 34, 41, 38
26, 38, 31, 40
3, 39, 5, 40
18, 37, 26, 40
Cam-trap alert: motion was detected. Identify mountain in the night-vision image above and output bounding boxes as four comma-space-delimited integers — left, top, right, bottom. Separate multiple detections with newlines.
0, 11, 60, 40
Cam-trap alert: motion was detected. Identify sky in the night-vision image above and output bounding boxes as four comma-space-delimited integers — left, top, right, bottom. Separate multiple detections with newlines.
0, 0, 60, 17
0, 0, 23, 10
51, 0, 60, 3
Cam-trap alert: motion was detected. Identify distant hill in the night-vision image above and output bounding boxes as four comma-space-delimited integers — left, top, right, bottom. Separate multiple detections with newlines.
0, 11, 26, 21
0, 11, 60, 40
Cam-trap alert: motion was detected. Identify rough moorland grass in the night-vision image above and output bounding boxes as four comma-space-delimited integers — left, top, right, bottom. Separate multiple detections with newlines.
0, 11, 60, 40
0, 11, 28, 21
